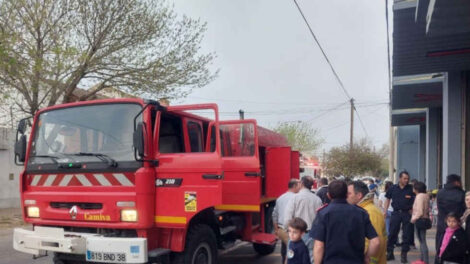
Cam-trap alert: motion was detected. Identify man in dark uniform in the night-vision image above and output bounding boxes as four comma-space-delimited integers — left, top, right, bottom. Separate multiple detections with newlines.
316, 177, 330, 204
383, 171, 415, 263
310, 180, 380, 264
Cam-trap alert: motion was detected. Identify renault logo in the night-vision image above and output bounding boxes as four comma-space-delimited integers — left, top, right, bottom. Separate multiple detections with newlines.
69, 205, 78, 220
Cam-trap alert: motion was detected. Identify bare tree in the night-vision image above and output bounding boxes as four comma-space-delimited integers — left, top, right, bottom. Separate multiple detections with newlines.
0, 0, 217, 116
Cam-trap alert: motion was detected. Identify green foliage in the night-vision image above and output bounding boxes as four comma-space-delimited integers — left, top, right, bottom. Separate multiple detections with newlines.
323, 138, 388, 178
0, 0, 218, 115
273, 121, 323, 155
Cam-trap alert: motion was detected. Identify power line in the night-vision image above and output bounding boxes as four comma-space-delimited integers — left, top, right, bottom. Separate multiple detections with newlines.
305, 101, 349, 123
354, 107, 369, 137
292, 0, 351, 100
322, 104, 387, 134
292, 0, 371, 138
184, 95, 352, 106
183, 101, 388, 117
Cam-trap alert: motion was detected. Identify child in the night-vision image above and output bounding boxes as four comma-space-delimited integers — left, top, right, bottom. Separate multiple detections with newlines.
438, 212, 467, 264
287, 217, 310, 264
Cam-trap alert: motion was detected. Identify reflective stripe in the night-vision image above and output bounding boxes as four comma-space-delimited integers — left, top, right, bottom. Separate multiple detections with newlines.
76, 174, 92, 186
155, 216, 187, 224
43, 175, 57, 186
59, 175, 73, 186
94, 174, 111, 186
30, 175, 42, 186
113, 173, 133, 186
214, 204, 260, 212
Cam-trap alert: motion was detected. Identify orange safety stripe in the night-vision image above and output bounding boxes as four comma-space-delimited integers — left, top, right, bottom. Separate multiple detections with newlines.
155, 216, 187, 224
214, 204, 260, 212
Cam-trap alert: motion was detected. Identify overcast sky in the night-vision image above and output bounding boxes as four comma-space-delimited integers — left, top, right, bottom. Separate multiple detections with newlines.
172, 0, 390, 154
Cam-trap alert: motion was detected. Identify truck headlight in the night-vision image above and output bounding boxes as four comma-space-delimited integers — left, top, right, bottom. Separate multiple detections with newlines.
27, 206, 40, 218
121, 209, 137, 222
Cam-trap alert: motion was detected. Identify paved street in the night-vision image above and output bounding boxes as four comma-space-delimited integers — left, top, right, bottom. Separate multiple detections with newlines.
0, 207, 437, 264
0, 226, 436, 264
0, 225, 279, 264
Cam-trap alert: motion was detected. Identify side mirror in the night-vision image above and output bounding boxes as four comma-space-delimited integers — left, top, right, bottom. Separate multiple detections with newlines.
15, 135, 27, 164
133, 122, 145, 159
17, 119, 28, 134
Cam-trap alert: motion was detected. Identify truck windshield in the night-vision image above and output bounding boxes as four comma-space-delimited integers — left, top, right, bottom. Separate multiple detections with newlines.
29, 103, 142, 165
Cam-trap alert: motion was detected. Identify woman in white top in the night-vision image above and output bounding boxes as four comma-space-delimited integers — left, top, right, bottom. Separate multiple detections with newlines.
410, 181, 430, 264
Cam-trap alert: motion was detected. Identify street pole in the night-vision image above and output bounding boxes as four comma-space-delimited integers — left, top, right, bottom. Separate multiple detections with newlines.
350, 98, 354, 150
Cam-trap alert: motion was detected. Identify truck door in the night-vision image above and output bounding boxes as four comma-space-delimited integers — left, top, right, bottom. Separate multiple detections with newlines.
154, 104, 223, 227
215, 119, 261, 212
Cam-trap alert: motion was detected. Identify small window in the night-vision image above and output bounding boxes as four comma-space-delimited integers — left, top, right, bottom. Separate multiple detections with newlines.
187, 121, 203, 152
209, 127, 227, 155
158, 114, 184, 153
220, 123, 255, 157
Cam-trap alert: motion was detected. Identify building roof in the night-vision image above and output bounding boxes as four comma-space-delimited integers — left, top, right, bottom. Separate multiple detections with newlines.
393, 2, 470, 76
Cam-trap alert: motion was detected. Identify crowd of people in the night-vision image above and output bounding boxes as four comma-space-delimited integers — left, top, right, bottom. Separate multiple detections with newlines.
272, 172, 470, 264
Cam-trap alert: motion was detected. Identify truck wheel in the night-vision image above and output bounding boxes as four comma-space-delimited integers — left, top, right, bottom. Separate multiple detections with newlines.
172, 224, 218, 264
253, 242, 276, 255
53, 253, 86, 264
52, 257, 66, 264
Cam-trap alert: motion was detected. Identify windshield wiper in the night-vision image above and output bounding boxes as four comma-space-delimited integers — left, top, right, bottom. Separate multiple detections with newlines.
31, 154, 82, 168
29, 154, 60, 164
70, 152, 118, 167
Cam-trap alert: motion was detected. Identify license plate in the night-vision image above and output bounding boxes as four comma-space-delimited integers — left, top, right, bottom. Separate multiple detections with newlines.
86, 251, 126, 263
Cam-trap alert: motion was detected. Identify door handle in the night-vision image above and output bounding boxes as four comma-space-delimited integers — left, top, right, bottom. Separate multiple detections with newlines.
202, 173, 224, 180
245, 172, 260, 177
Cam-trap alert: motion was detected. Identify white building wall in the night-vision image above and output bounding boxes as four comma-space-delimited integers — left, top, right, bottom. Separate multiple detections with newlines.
0, 127, 23, 208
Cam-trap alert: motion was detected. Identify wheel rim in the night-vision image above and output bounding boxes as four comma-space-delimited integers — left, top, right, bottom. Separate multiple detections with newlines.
191, 242, 212, 264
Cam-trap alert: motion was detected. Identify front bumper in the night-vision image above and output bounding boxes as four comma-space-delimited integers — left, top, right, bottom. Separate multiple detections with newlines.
13, 226, 147, 263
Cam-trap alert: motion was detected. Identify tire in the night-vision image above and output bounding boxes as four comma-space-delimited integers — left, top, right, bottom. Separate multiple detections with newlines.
172, 224, 218, 264
52, 256, 66, 264
253, 242, 276, 255
252, 203, 276, 256
53, 253, 86, 264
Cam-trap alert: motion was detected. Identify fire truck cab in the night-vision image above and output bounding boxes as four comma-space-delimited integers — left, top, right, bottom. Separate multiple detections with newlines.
12, 98, 299, 264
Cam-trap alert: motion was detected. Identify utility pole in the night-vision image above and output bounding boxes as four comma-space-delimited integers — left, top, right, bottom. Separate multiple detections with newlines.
350, 98, 354, 150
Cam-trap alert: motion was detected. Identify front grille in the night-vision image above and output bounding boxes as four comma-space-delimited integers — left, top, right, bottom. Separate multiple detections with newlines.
50, 202, 102, 210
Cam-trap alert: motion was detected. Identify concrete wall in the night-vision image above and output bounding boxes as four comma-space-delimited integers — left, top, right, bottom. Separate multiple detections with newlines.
397, 125, 420, 181
0, 127, 23, 208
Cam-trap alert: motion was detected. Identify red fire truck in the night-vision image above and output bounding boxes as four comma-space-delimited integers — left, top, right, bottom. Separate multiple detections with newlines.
12, 98, 299, 264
